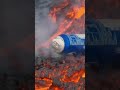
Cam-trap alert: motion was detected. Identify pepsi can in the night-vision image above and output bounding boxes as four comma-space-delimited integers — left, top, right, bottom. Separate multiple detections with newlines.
51, 34, 85, 55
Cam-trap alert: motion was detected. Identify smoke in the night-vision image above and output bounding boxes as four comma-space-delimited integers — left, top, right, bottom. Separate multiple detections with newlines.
35, 0, 85, 57
35, 0, 57, 56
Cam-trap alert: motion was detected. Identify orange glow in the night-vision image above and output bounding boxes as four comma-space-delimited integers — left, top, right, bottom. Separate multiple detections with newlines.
82, 72, 85, 78
50, 86, 64, 90
36, 19, 74, 50
35, 0, 85, 89
66, 6, 85, 19
36, 0, 85, 50
35, 78, 53, 90
35, 85, 49, 90
48, 19, 74, 41
49, 0, 70, 23
60, 69, 85, 83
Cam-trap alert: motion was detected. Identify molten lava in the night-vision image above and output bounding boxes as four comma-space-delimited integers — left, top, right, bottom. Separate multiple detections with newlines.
35, 55, 85, 90
66, 6, 85, 19
36, 0, 85, 50
60, 69, 85, 83
49, 0, 70, 23
35, 78, 53, 90
35, 0, 85, 90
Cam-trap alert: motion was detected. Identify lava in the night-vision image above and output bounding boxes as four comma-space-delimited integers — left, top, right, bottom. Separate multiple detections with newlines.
49, 0, 70, 23
35, 56, 85, 90
66, 6, 85, 19
35, 78, 53, 90
36, 0, 85, 50
35, 0, 85, 89
60, 69, 85, 83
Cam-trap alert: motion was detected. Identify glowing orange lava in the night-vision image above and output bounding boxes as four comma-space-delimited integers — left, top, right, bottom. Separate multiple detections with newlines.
35, 78, 53, 90
36, 5, 85, 49
66, 6, 85, 19
35, 0, 85, 89
49, 0, 70, 23
60, 69, 85, 83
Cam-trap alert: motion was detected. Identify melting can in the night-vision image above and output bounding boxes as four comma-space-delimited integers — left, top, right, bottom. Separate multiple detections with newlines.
51, 34, 85, 55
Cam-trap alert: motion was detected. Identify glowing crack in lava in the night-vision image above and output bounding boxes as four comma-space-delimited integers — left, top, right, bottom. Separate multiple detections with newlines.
66, 6, 85, 19
60, 69, 85, 83
35, 0, 85, 90
35, 78, 53, 90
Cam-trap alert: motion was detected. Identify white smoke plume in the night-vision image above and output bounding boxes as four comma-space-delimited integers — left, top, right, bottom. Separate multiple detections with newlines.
35, 0, 85, 57
35, 0, 58, 57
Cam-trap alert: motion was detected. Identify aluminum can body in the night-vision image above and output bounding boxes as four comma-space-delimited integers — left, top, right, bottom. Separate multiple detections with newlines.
52, 34, 85, 54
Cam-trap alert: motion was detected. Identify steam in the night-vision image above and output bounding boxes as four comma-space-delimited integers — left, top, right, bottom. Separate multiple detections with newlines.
35, 0, 57, 57
35, 0, 85, 57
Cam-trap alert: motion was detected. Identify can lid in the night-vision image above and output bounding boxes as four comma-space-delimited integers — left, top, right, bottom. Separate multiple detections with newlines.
52, 36, 65, 53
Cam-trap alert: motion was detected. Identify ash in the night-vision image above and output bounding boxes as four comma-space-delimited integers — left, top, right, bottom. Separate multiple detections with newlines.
35, 54, 85, 90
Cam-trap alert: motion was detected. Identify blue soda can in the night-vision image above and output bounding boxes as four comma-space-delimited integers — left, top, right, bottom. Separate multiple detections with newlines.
51, 34, 85, 55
